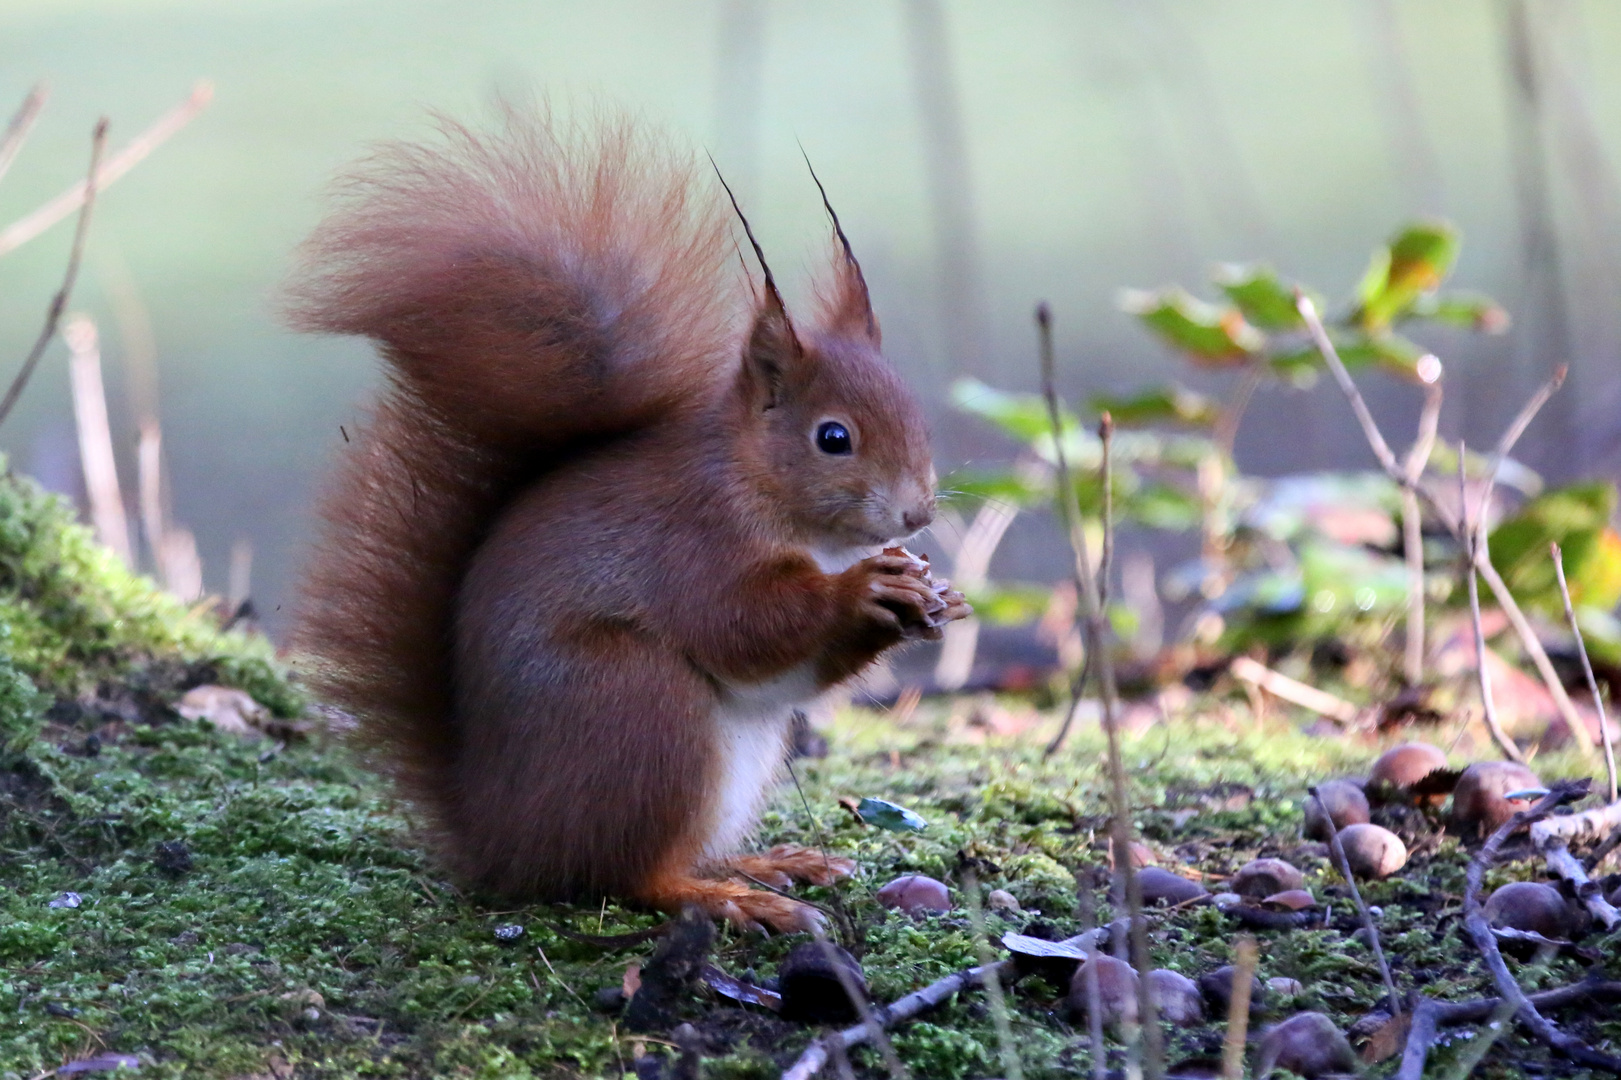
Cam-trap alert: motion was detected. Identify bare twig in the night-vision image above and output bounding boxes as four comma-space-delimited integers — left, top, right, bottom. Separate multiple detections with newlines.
1463, 782, 1621, 1073
1537, 839, 1620, 931
1296, 293, 1591, 755
64, 316, 133, 565
1402, 377, 1443, 686
1099, 411, 1115, 615
0, 119, 108, 429
1530, 799, 1621, 848
1551, 541, 1617, 800
1219, 935, 1257, 1080
1462, 443, 1527, 764
0, 82, 211, 258
1031, 304, 1159, 1077
1402, 983, 1621, 1078
1230, 655, 1361, 724
1310, 786, 1400, 1017
0, 83, 48, 187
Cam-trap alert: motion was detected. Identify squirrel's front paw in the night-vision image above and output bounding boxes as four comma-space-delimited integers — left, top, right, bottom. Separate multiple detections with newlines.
856, 550, 972, 641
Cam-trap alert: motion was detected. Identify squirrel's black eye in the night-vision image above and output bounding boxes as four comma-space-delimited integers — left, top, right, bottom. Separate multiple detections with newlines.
815, 421, 853, 455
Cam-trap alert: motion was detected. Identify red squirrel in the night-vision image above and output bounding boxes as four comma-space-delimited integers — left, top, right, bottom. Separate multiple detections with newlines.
285, 106, 969, 933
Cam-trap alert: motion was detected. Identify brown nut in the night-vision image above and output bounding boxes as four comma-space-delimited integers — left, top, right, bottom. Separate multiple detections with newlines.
1368, 742, 1448, 792
1199, 964, 1267, 1016
1231, 858, 1305, 900
778, 941, 868, 1024
1303, 779, 1371, 841
986, 889, 1020, 913
1334, 823, 1407, 879
1450, 761, 1543, 841
1147, 968, 1204, 1027
876, 874, 950, 915
1484, 881, 1582, 940
1136, 866, 1209, 906
1067, 954, 1140, 1029
1256, 1011, 1356, 1079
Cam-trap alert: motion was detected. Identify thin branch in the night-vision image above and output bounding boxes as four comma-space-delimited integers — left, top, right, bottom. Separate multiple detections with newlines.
1402, 378, 1443, 686
0, 119, 108, 429
0, 82, 211, 258
1463, 443, 1527, 764
1551, 541, 1617, 801
1219, 935, 1257, 1080
1403, 983, 1621, 1078
0, 83, 48, 187
1076, 884, 1106, 1080
1531, 799, 1621, 848
1309, 786, 1400, 1017
962, 869, 1023, 1080
1538, 839, 1620, 932
1230, 655, 1361, 724
1295, 292, 1592, 757
1463, 782, 1621, 1074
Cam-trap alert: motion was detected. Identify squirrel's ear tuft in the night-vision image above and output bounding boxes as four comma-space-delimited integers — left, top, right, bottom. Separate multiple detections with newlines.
803, 153, 879, 346
743, 290, 799, 410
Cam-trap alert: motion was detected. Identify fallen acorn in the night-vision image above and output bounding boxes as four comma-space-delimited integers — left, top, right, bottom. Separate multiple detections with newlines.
777, 941, 869, 1024
986, 889, 1020, 913
1266, 976, 1305, 998
1231, 858, 1304, 900
1484, 881, 1583, 940
1450, 761, 1543, 841
1256, 1011, 1357, 1078
1068, 954, 1139, 1029
1136, 866, 1209, 906
1303, 780, 1370, 841
1368, 741, 1448, 792
1147, 968, 1204, 1027
1334, 823, 1407, 879
1199, 964, 1267, 1016
876, 874, 950, 915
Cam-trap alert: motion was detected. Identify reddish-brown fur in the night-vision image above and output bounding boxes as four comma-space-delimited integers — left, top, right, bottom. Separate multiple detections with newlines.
287, 105, 965, 931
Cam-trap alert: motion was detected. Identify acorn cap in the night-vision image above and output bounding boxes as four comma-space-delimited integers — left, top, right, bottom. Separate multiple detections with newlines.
777, 941, 868, 1024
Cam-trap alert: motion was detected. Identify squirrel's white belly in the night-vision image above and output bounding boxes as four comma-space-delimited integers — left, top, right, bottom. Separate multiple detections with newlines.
704, 664, 821, 860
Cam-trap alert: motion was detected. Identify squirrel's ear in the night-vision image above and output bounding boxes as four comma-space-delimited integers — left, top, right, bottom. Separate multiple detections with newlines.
743, 290, 801, 410
803, 153, 879, 346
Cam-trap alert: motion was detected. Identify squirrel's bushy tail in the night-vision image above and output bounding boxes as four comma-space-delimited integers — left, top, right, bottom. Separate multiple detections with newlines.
285, 105, 743, 827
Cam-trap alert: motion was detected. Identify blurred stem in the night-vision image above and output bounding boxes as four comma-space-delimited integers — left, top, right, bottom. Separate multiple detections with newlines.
1402, 380, 1443, 687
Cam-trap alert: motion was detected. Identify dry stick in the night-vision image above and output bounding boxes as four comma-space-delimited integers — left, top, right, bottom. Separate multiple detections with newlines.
1294, 294, 1592, 756
1308, 786, 1400, 1017
1031, 305, 1161, 1079
1438, 997, 1519, 1080
1461, 443, 1527, 764
0, 83, 48, 187
1462, 783, 1621, 1074
0, 81, 211, 258
1532, 800, 1621, 849
64, 316, 134, 566
962, 870, 1023, 1080
1402, 378, 1443, 687
1219, 935, 1257, 1080
1551, 541, 1618, 800
0, 119, 108, 430
1229, 655, 1360, 725
1400, 984, 1621, 1079
1537, 838, 1620, 931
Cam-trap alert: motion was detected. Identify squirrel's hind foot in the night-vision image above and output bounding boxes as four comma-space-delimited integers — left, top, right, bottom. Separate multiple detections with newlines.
729, 844, 855, 889
639, 871, 826, 934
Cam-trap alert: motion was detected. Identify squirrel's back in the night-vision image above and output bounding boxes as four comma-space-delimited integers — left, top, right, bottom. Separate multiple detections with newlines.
286, 106, 746, 828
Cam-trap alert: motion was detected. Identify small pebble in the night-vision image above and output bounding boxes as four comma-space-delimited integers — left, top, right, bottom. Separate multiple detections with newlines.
1266, 976, 1304, 997
48, 891, 82, 909
493, 923, 525, 943
877, 874, 951, 915
986, 889, 1020, 913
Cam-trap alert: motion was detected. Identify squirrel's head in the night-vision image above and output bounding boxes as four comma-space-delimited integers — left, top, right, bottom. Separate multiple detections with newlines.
728, 178, 936, 551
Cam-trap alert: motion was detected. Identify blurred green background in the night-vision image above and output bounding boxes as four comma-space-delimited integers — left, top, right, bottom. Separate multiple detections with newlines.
1, 0, 1617, 637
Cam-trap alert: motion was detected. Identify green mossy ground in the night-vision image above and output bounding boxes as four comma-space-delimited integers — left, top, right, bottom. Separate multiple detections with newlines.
1, 468, 1618, 1078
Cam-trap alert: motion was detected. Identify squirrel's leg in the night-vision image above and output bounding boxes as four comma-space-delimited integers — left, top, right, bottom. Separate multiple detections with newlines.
728, 845, 855, 889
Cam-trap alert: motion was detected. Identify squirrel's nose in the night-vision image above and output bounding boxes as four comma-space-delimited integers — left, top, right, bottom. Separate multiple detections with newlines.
902, 506, 934, 533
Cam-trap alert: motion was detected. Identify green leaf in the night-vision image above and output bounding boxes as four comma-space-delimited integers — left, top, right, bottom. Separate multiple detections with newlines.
1125, 482, 1203, 531
1490, 481, 1621, 613
951, 378, 1075, 443
1407, 292, 1510, 334
1271, 332, 1429, 382
1120, 288, 1264, 365
1090, 384, 1220, 429
1212, 263, 1306, 330
1354, 221, 1460, 332
964, 583, 1052, 626
855, 797, 928, 832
